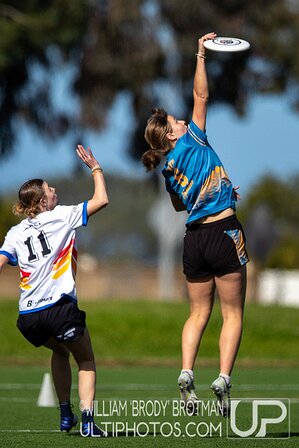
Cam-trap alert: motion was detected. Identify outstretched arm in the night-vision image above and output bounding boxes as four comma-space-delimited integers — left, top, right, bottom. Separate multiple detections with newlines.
76, 145, 109, 217
192, 32, 217, 132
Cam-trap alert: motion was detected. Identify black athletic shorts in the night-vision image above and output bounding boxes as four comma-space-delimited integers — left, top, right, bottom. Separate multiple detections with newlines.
17, 296, 86, 347
183, 214, 249, 280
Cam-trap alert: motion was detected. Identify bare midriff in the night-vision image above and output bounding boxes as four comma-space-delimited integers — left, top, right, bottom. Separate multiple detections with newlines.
197, 207, 235, 224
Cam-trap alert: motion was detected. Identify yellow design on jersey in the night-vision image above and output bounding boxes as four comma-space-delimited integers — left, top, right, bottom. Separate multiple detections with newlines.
182, 180, 194, 199
54, 250, 72, 271
166, 159, 193, 198
52, 245, 76, 280
51, 236, 78, 281
52, 254, 72, 280
195, 166, 230, 205
19, 276, 32, 290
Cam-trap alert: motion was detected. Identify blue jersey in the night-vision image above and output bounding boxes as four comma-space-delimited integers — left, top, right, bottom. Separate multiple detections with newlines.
162, 121, 235, 225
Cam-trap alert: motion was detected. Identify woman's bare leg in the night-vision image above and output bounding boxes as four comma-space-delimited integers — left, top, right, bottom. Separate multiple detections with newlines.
214, 266, 247, 375
182, 276, 215, 369
64, 328, 96, 411
44, 327, 96, 410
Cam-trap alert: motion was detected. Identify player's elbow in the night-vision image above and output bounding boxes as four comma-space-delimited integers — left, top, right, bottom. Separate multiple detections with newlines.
98, 195, 109, 210
174, 204, 186, 212
102, 197, 109, 208
87, 195, 109, 216
194, 90, 209, 103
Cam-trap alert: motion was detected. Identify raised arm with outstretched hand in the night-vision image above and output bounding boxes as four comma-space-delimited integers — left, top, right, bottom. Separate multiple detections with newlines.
76, 145, 109, 217
192, 32, 217, 132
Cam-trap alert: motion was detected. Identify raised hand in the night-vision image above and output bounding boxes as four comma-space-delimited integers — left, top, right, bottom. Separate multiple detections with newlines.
76, 145, 100, 171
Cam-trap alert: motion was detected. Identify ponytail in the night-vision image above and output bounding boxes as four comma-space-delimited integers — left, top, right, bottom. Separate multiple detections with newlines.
12, 179, 45, 218
141, 149, 162, 171
142, 108, 172, 171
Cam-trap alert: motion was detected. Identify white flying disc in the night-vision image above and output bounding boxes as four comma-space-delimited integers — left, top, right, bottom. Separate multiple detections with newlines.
204, 37, 250, 52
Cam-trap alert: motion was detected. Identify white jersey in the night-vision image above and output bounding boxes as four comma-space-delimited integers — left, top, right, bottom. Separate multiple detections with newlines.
0, 202, 88, 314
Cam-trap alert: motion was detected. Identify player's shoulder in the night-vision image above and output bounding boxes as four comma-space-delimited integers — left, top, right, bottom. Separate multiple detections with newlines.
6, 223, 21, 237
48, 204, 85, 223
187, 121, 208, 146
19, 206, 72, 226
49, 204, 68, 215
3, 220, 28, 243
45, 204, 79, 217
7, 220, 23, 236
53, 204, 83, 215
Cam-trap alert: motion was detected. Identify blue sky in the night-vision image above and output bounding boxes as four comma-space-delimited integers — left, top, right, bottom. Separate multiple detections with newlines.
0, 91, 298, 197
0, 91, 142, 194
208, 93, 299, 194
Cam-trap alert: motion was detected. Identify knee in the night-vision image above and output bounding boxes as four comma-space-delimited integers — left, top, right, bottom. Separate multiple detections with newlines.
53, 346, 70, 358
74, 350, 96, 370
188, 309, 211, 325
78, 359, 96, 372
190, 303, 212, 319
222, 312, 243, 324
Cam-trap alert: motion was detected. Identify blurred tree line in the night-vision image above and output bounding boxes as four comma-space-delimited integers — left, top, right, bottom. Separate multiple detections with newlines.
1, 0, 299, 157
1, 0, 299, 269
0, 173, 159, 262
238, 175, 299, 269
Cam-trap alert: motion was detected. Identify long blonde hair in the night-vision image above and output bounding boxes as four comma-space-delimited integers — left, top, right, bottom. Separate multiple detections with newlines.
142, 108, 172, 171
13, 179, 45, 218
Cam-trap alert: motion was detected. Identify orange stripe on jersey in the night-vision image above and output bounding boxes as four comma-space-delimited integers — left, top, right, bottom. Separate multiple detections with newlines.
52, 258, 71, 280
53, 239, 75, 264
54, 250, 72, 271
52, 240, 77, 280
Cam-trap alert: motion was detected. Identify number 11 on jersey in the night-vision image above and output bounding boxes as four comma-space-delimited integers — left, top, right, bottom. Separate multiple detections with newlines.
24, 231, 52, 262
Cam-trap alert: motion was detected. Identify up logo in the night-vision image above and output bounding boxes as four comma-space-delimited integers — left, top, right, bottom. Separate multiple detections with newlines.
228, 399, 290, 439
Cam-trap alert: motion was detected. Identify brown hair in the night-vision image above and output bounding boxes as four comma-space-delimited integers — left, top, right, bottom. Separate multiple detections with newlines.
13, 179, 45, 218
142, 108, 172, 171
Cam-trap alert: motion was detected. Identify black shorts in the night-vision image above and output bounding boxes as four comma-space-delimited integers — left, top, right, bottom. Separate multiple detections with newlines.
183, 215, 249, 280
17, 296, 86, 347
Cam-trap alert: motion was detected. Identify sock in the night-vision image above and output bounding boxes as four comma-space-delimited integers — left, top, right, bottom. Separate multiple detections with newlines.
82, 409, 94, 424
181, 369, 194, 379
60, 401, 72, 417
219, 373, 231, 385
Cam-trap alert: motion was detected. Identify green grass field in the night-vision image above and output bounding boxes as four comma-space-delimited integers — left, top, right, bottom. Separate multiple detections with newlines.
1, 299, 299, 364
0, 366, 298, 447
0, 299, 298, 446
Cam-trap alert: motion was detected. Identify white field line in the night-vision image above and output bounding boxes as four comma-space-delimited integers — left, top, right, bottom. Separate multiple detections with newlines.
0, 397, 31, 402
107, 398, 299, 403
1, 383, 299, 391
0, 429, 62, 433
1, 397, 299, 404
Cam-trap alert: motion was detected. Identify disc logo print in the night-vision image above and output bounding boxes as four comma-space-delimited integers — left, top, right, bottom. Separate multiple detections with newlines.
216, 38, 241, 46
228, 399, 290, 439
219, 39, 237, 45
